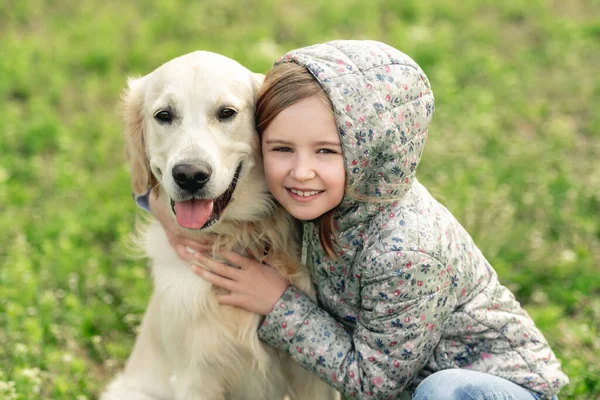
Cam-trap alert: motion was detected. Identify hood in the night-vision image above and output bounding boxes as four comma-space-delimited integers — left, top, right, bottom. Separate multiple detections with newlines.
276, 40, 434, 230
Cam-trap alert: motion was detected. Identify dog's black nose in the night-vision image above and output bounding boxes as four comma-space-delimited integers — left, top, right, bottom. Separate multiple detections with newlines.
172, 163, 212, 192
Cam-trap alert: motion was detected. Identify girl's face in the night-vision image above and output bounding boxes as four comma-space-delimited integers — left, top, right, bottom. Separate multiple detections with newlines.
262, 95, 346, 221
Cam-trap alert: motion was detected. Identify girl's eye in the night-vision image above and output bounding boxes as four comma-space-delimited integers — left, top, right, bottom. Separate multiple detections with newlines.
273, 147, 292, 152
154, 110, 173, 123
218, 107, 237, 120
317, 148, 336, 154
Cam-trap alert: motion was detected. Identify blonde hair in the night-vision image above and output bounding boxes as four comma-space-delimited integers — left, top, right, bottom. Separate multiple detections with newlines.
255, 62, 340, 259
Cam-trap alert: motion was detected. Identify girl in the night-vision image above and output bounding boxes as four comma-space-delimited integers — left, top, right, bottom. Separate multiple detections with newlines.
145, 41, 568, 399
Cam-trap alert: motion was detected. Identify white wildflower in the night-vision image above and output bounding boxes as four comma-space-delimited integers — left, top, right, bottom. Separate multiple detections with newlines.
531, 290, 548, 305
560, 249, 576, 263
103, 294, 114, 304
0, 380, 18, 400
105, 358, 118, 370
14, 343, 28, 355
68, 272, 80, 291
19, 367, 44, 394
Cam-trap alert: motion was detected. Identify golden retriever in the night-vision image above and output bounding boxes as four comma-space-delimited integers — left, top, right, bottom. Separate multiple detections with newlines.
101, 51, 336, 400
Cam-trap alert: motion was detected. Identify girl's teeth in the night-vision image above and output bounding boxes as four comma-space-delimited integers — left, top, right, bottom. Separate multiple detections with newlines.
290, 189, 320, 197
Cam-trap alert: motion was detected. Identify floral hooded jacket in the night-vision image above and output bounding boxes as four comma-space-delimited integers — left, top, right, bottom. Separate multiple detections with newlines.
257, 41, 568, 399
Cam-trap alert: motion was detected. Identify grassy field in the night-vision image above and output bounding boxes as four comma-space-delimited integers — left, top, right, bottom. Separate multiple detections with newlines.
1, 0, 599, 398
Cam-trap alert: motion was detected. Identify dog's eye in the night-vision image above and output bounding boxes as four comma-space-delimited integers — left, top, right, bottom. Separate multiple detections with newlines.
218, 108, 237, 120
155, 110, 173, 123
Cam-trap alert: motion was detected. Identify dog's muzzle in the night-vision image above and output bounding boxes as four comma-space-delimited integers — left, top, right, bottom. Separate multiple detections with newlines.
170, 163, 242, 230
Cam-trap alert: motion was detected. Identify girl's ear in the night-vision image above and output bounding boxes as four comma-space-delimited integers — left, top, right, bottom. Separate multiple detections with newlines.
121, 76, 155, 195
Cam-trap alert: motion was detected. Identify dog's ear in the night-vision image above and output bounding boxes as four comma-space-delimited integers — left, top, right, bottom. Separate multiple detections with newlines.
122, 76, 155, 195
250, 73, 265, 99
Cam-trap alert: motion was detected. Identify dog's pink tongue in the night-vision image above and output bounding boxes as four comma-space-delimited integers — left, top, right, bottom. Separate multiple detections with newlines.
174, 199, 214, 229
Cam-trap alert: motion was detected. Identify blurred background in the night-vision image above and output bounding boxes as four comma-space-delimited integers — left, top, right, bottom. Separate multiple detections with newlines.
0, 0, 598, 398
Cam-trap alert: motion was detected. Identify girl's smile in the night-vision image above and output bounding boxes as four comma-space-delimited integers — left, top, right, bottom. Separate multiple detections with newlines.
287, 187, 325, 201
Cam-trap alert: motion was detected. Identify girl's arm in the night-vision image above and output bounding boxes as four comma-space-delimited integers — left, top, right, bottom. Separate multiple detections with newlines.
196, 250, 457, 398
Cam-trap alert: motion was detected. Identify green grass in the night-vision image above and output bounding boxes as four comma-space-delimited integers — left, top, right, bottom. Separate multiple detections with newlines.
1, 0, 599, 398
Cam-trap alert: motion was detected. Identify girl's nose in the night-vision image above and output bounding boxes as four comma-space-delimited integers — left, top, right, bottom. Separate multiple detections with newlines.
290, 156, 316, 181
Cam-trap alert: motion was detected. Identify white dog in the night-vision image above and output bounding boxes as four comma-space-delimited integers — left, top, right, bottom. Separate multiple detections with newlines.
101, 51, 337, 400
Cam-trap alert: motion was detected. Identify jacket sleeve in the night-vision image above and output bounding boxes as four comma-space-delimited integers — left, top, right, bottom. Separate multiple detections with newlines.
258, 251, 457, 398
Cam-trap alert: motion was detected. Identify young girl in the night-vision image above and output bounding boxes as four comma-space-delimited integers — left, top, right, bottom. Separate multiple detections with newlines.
146, 41, 568, 399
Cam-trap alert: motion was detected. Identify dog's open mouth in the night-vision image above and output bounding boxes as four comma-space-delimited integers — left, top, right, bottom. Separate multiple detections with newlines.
170, 164, 241, 230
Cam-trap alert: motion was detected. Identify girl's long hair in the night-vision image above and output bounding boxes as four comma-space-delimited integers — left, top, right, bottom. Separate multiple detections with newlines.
255, 62, 340, 259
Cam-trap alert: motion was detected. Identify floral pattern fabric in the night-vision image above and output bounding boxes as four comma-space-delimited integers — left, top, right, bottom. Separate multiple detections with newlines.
257, 41, 568, 399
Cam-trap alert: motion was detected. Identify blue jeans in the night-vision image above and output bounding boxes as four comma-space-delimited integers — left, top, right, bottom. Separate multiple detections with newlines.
413, 369, 557, 400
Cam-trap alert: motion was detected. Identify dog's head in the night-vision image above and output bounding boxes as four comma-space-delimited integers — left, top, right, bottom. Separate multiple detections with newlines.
122, 51, 269, 230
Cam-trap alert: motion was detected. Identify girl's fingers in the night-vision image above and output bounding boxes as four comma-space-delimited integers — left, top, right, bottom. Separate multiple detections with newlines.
262, 254, 273, 267
166, 235, 210, 261
214, 293, 242, 308
246, 249, 258, 261
194, 253, 240, 279
193, 267, 236, 291
181, 239, 212, 253
219, 251, 256, 270
245, 249, 273, 267
175, 245, 195, 261
174, 243, 211, 262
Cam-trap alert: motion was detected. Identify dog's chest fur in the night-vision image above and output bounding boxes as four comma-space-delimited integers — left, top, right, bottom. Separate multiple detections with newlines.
144, 220, 289, 398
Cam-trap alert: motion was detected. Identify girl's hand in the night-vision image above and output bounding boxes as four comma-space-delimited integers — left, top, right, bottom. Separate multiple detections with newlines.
192, 251, 290, 315
149, 192, 213, 260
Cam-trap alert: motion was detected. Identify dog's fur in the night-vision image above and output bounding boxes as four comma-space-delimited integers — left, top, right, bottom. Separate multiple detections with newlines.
101, 51, 336, 400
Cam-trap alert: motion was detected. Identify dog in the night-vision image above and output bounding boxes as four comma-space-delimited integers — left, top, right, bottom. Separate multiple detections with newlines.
101, 51, 337, 400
